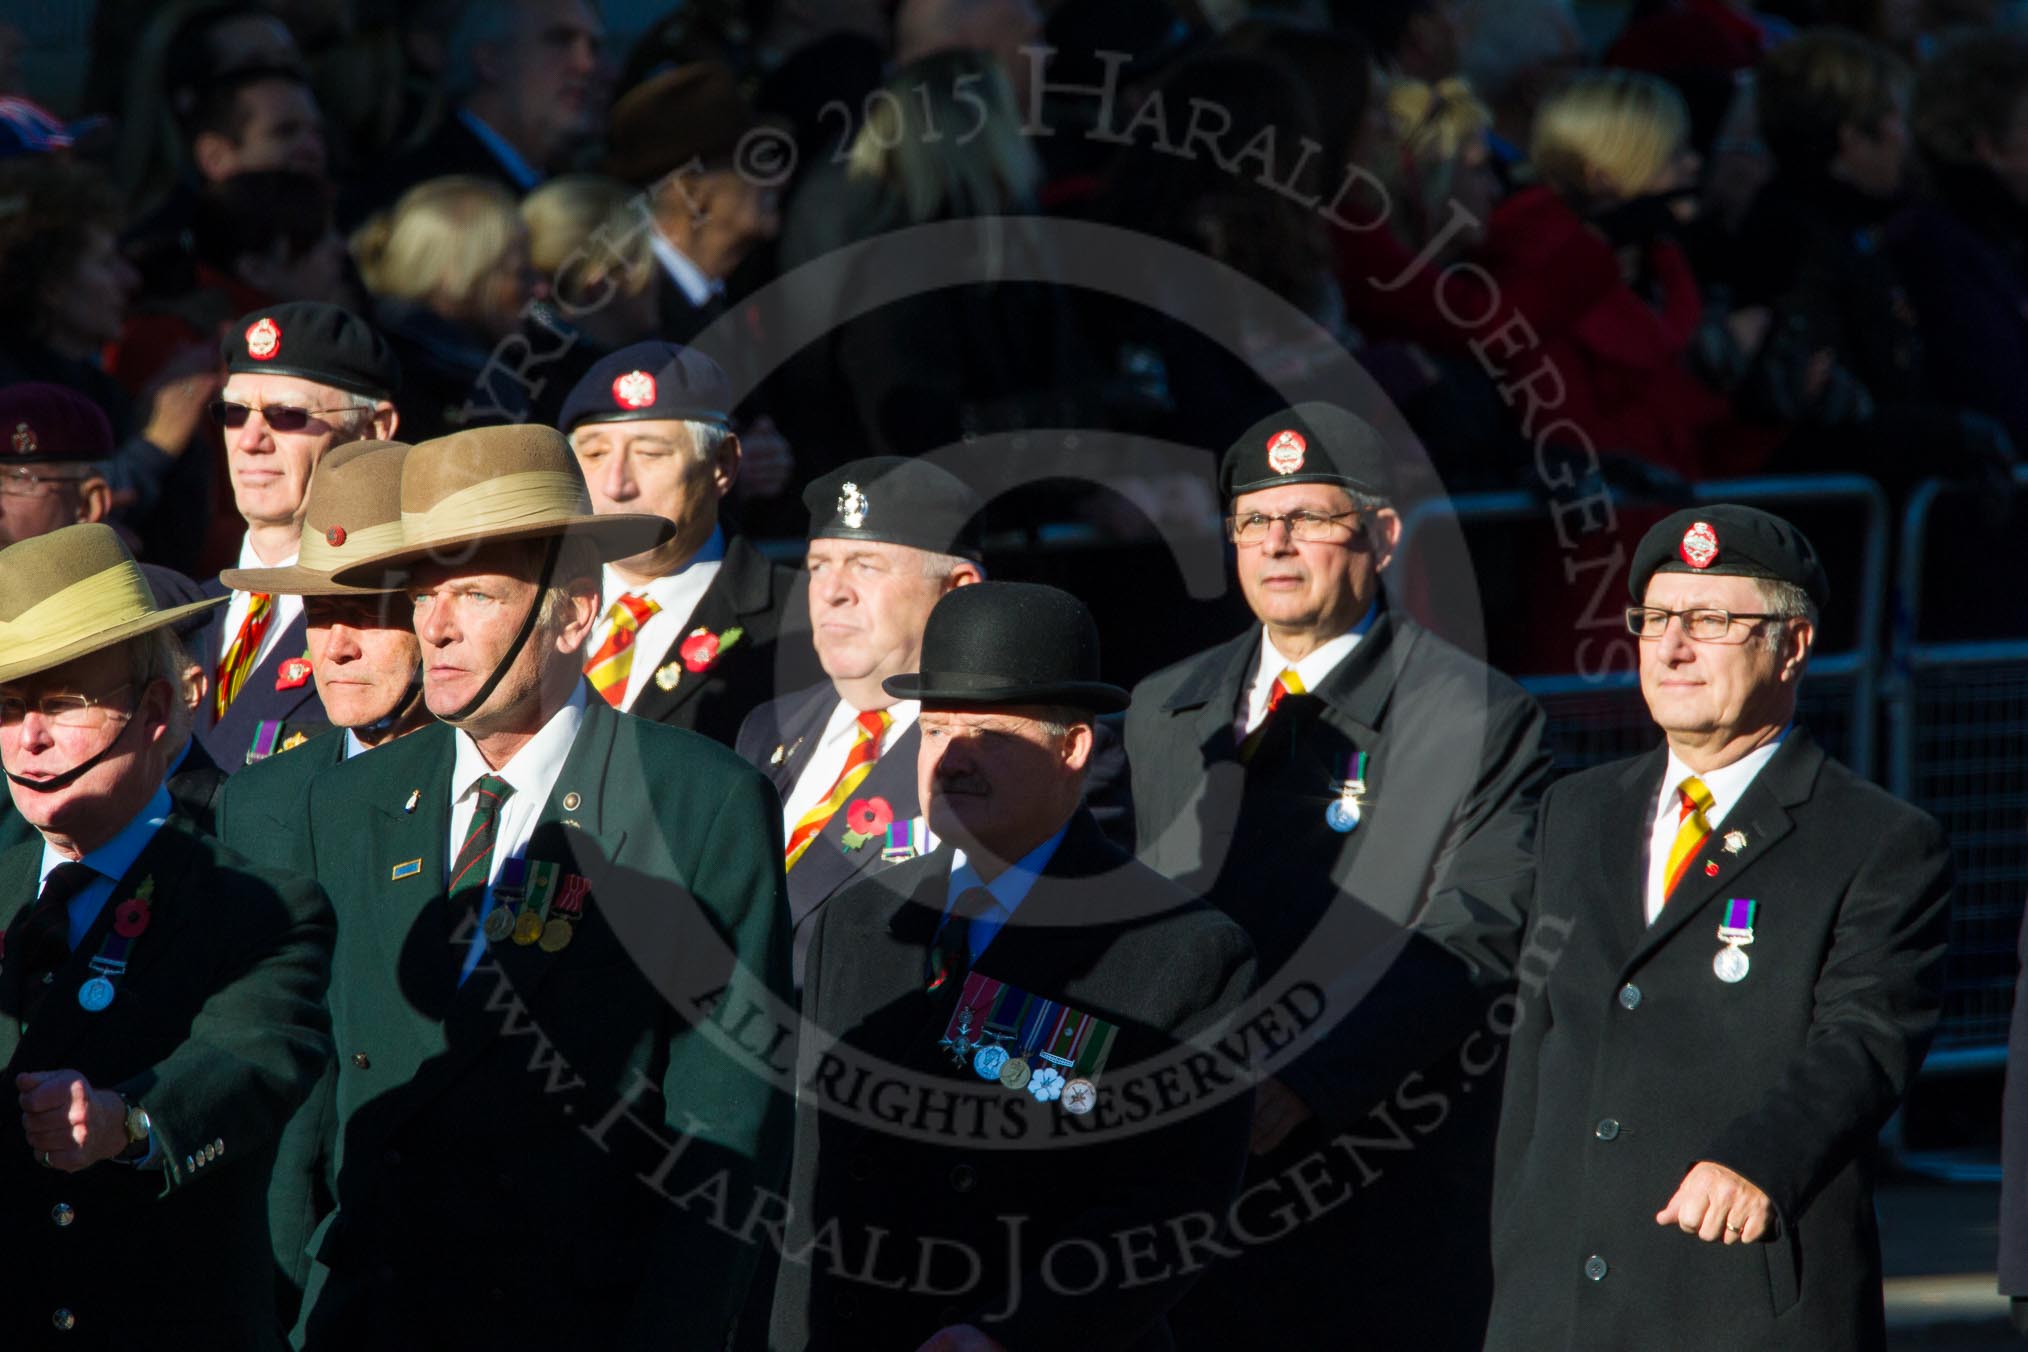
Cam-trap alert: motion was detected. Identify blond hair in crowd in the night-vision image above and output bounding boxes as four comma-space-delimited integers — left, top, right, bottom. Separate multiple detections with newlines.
1531, 68, 1691, 204
352, 175, 521, 310
847, 47, 1041, 223
521, 174, 655, 304
1384, 76, 1495, 249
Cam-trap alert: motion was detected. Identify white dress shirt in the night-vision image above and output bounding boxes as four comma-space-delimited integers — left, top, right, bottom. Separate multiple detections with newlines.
449, 686, 587, 981
220, 533, 304, 675
780, 696, 919, 838
1642, 734, 1786, 924
1236, 603, 1378, 737
650, 229, 724, 308
940, 823, 1069, 964
592, 528, 726, 711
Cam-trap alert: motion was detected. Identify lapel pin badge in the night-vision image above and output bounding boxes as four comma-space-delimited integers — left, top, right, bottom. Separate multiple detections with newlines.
403, 788, 419, 814
562, 791, 581, 812
1704, 861, 1720, 876
654, 661, 683, 692
391, 859, 422, 881
1723, 830, 1746, 854
771, 736, 805, 767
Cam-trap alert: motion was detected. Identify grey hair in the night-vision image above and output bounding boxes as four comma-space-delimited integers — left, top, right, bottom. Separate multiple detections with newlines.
920, 550, 984, 583
1030, 705, 1093, 739
536, 533, 605, 643
124, 628, 191, 748
1751, 577, 1818, 663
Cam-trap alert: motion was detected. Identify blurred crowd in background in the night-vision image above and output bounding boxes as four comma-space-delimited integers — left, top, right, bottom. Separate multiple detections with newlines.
5, 0, 2028, 679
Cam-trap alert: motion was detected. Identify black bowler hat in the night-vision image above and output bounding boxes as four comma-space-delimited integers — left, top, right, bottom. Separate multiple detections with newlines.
804, 456, 984, 562
1220, 402, 1395, 502
1630, 504, 1829, 610
558, 341, 733, 433
222, 301, 401, 401
883, 582, 1129, 714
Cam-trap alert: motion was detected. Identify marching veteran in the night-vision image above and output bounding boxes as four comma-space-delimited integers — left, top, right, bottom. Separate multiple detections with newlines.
563, 340, 806, 745
289, 425, 794, 1350
215, 439, 429, 866
736, 457, 984, 987
1488, 506, 1951, 1351
0, 524, 334, 1348
773, 582, 1256, 1351
198, 300, 403, 772
1128, 403, 1549, 1349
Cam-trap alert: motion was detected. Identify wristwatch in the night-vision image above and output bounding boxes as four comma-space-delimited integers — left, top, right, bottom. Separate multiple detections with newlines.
120, 1097, 151, 1159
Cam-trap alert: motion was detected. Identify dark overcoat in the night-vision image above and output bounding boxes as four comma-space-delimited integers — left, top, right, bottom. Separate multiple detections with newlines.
1488, 731, 1950, 1352
289, 695, 795, 1350
1124, 610, 1549, 1349
770, 808, 1257, 1350
193, 593, 329, 774
625, 533, 812, 748
0, 817, 334, 1350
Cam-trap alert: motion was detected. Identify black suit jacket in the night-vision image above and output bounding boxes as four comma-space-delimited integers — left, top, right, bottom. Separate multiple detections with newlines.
624, 534, 812, 746
340, 113, 528, 229
736, 682, 928, 987
771, 808, 1256, 1351
1125, 610, 1549, 1349
0, 818, 334, 1350
194, 583, 329, 774
216, 728, 348, 871
1488, 731, 1950, 1352
167, 736, 228, 835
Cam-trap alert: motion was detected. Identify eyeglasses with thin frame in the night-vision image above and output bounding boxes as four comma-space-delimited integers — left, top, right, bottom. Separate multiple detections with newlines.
0, 466, 92, 499
0, 684, 135, 728
1227, 509, 1362, 546
208, 400, 365, 432
1625, 606, 1779, 644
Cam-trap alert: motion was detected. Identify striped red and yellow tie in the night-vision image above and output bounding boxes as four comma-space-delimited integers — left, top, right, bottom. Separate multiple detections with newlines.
785, 709, 892, 870
584, 592, 660, 707
213, 591, 274, 719
1661, 775, 1715, 902
1240, 667, 1305, 762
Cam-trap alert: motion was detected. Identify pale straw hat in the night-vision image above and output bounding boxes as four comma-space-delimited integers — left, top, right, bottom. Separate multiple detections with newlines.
328, 424, 672, 587
0, 524, 226, 683
218, 439, 413, 596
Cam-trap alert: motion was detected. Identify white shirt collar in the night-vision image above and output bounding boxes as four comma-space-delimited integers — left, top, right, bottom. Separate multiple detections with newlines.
1657, 730, 1788, 832
450, 684, 588, 806
455, 108, 543, 192
650, 228, 724, 308
1241, 602, 1378, 733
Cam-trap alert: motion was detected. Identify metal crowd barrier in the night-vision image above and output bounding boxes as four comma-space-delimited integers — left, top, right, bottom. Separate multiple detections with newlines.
1891, 468, 2028, 1072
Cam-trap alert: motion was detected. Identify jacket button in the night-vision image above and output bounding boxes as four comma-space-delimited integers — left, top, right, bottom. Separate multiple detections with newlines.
351, 1053, 370, 1069
1585, 1255, 1608, 1281
50, 1202, 74, 1227
1618, 984, 1641, 1011
948, 1163, 978, 1194
52, 1308, 75, 1330
1595, 1118, 1621, 1141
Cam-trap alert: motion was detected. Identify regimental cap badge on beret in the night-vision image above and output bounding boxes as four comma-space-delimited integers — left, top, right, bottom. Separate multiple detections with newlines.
246, 316, 281, 361
838, 481, 869, 529
612, 370, 656, 410
11, 422, 33, 455
1679, 520, 1720, 570
1266, 428, 1307, 475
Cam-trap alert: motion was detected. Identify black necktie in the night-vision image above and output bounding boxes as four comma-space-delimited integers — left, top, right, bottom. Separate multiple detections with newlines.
19, 862, 96, 1029
927, 886, 998, 992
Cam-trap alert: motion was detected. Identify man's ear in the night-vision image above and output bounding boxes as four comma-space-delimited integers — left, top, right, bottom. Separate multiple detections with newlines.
370, 402, 399, 439
1060, 720, 1095, 774
1371, 506, 1403, 572
711, 431, 741, 498
943, 561, 984, 595
75, 476, 111, 526
1780, 617, 1816, 683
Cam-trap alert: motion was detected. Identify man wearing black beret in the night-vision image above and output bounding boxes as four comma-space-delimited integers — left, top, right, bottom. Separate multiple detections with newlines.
562, 339, 809, 745
0, 383, 114, 549
1128, 401, 1551, 1350
735, 456, 985, 988
772, 581, 1255, 1350
1488, 505, 1950, 1351
197, 300, 402, 774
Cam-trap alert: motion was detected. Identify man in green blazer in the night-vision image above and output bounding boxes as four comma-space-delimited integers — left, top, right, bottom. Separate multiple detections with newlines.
291, 425, 796, 1350
0, 524, 334, 1348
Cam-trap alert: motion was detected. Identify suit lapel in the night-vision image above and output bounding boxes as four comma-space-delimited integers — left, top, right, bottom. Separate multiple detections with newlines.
363, 729, 455, 998
760, 686, 836, 802
1600, 750, 1667, 964
208, 611, 320, 756
786, 723, 923, 928
1624, 735, 1822, 970
1162, 629, 1257, 763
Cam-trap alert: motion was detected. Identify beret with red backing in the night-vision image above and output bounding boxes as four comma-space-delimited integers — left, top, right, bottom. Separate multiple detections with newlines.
558, 340, 733, 433
1630, 504, 1829, 610
1219, 401, 1395, 503
0, 382, 113, 464
221, 301, 401, 401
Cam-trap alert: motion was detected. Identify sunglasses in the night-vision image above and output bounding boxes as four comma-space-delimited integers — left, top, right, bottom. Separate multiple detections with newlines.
208, 400, 364, 432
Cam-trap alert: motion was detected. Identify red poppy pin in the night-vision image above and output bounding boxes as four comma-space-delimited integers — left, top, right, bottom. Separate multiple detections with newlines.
840, 796, 895, 851
671, 625, 745, 679
113, 895, 152, 939
277, 657, 313, 690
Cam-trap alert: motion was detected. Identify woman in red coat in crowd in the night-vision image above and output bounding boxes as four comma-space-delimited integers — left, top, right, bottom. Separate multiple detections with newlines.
1476, 68, 1734, 484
